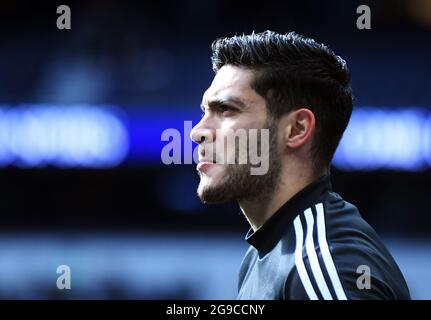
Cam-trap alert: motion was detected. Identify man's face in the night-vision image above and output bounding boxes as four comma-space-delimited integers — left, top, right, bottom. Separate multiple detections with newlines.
190, 65, 282, 203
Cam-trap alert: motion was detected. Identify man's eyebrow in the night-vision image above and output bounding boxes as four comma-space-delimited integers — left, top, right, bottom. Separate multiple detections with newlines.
200, 96, 247, 111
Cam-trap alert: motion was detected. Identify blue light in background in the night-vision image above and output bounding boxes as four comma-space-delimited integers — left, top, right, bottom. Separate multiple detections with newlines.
333, 108, 430, 171
0, 105, 429, 171
126, 108, 200, 165
0, 105, 129, 168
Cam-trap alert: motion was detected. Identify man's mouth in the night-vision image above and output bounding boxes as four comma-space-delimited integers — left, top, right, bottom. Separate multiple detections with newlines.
197, 160, 216, 173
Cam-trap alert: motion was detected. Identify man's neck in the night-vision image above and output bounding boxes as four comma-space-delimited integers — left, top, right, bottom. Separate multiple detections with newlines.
239, 167, 323, 231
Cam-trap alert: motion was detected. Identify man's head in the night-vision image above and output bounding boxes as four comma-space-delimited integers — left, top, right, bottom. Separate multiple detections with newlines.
191, 31, 353, 203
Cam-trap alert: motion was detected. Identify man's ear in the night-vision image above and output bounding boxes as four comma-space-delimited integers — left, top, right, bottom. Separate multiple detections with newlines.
283, 108, 315, 149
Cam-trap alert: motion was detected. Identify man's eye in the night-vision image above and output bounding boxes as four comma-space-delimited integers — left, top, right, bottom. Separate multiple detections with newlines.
217, 105, 236, 115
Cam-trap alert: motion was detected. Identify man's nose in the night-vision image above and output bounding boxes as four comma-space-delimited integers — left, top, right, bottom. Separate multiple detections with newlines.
190, 117, 215, 145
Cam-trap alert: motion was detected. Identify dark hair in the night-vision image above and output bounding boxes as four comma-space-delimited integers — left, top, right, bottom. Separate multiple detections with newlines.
211, 30, 353, 173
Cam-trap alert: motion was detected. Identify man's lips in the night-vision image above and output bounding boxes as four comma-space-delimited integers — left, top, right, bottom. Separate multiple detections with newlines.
197, 161, 216, 172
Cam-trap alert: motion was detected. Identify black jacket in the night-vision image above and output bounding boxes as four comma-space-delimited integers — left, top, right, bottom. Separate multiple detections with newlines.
237, 174, 410, 300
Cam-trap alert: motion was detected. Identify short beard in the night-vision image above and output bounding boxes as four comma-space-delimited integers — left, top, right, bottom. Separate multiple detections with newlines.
197, 119, 281, 204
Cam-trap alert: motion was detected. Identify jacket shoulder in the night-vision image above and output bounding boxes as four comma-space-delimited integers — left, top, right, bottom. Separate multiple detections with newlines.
285, 196, 410, 300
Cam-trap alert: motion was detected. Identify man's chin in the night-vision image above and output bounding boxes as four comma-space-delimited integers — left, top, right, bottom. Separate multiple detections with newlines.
197, 166, 224, 189
197, 191, 232, 204
197, 179, 234, 204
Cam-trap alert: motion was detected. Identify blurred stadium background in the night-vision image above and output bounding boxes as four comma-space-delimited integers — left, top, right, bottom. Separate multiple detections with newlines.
0, 0, 430, 299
